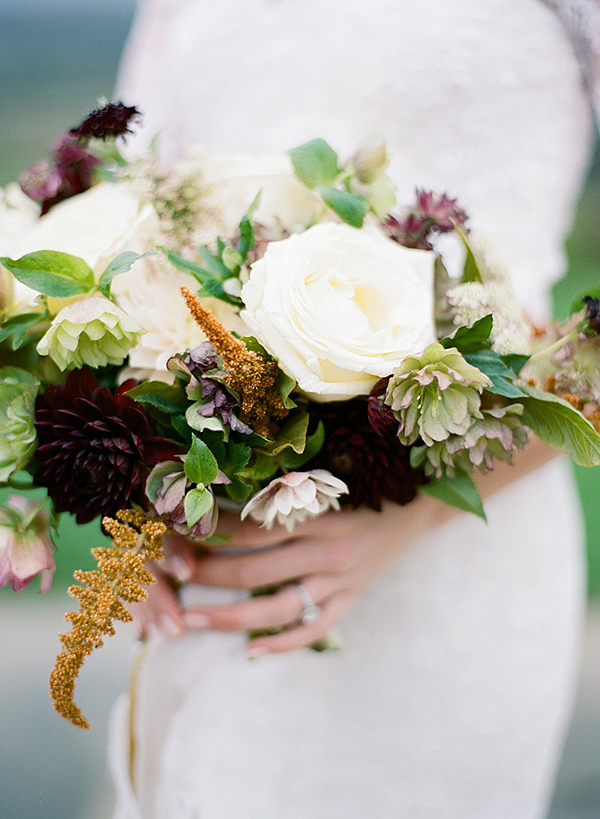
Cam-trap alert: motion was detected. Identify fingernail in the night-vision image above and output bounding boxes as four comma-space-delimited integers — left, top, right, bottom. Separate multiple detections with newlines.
183, 612, 211, 629
159, 613, 184, 639
247, 645, 270, 660
164, 555, 191, 583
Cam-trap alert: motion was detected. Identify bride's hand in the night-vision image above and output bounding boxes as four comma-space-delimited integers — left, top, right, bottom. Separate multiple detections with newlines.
174, 497, 438, 656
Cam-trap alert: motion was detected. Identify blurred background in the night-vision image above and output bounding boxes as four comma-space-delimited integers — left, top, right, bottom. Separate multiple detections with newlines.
0, 0, 599, 816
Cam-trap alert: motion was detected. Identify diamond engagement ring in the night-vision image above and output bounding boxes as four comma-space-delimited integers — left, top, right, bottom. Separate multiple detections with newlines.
295, 583, 321, 625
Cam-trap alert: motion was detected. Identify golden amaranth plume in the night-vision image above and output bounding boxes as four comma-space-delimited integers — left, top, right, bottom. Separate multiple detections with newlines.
180, 286, 288, 437
49, 510, 166, 729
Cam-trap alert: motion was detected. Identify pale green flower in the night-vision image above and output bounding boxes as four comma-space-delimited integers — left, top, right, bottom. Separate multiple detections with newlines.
385, 343, 491, 446
0, 366, 40, 482
411, 404, 528, 478
37, 296, 144, 371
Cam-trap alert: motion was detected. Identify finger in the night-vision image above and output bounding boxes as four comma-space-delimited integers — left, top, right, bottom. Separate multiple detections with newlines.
160, 532, 195, 582
246, 591, 355, 655
188, 536, 357, 589
183, 576, 332, 632
130, 569, 185, 639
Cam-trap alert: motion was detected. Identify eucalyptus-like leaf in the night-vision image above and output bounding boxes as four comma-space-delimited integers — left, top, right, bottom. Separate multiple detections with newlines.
420, 471, 487, 521
520, 385, 600, 467
317, 186, 368, 228
0, 251, 95, 297
289, 139, 340, 189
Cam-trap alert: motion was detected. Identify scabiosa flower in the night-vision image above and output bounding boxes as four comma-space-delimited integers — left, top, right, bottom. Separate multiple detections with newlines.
241, 470, 348, 532
311, 399, 425, 509
34, 368, 181, 524
69, 102, 141, 142
0, 495, 55, 593
37, 296, 144, 372
383, 189, 468, 250
386, 343, 491, 446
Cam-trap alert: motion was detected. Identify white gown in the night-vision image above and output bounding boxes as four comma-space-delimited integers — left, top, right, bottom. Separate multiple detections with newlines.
110, 2, 595, 817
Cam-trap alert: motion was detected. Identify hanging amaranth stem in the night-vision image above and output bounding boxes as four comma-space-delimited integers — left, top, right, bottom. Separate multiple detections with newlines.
49, 510, 166, 729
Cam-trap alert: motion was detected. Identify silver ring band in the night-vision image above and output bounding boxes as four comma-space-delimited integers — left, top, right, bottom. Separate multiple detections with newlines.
295, 582, 321, 625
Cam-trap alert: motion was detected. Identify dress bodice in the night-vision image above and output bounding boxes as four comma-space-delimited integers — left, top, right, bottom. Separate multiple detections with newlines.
119, 0, 594, 318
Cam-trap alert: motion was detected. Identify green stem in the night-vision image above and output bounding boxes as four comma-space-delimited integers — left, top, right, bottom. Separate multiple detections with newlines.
527, 329, 578, 364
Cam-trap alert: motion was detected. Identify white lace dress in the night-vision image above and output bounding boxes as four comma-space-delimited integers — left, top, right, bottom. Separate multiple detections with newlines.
110, 1, 595, 817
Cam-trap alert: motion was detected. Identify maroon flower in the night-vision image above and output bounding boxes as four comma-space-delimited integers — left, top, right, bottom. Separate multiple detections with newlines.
310, 399, 425, 510
70, 102, 140, 142
583, 295, 600, 336
383, 189, 468, 250
34, 369, 181, 524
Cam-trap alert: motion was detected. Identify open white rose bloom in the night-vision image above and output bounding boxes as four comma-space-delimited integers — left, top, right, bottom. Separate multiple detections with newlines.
242, 222, 436, 401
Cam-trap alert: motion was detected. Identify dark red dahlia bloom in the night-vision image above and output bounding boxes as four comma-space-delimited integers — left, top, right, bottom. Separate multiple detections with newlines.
70, 102, 141, 142
383, 189, 468, 250
310, 399, 425, 510
34, 369, 181, 524
583, 295, 600, 336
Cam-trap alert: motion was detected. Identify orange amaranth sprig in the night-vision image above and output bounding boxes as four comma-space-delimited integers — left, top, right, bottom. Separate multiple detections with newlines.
181, 286, 288, 437
49, 510, 166, 729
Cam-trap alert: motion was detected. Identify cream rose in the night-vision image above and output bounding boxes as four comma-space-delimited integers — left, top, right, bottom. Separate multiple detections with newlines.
241, 222, 436, 401
10, 181, 159, 277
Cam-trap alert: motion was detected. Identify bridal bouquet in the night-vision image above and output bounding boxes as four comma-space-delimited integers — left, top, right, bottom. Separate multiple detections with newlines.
1, 103, 599, 728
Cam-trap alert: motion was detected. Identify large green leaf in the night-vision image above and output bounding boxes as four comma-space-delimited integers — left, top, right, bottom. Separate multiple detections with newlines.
278, 421, 325, 469
289, 139, 340, 188
317, 186, 368, 228
464, 350, 527, 399
0, 311, 46, 350
520, 385, 600, 467
454, 227, 483, 284
268, 411, 309, 455
0, 251, 95, 297
420, 471, 487, 521
125, 381, 187, 415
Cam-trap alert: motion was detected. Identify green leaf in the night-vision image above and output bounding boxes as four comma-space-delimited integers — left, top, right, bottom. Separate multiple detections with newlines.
501, 353, 530, 376
0, 312, 45, 350
163, 249, 211, 282
419, 472, 487, 521
289, 139, 340, 188
197, 246, 231, 281
238, 196, 259, 259
454, 227, 483, 284
440, 315, 493, 354
185, 405, 227, 436
569, 282, 600, 316
237, 451, 280, 482
125, 381, 187, 415
98, 251, 155, 298
220, 440, 251, 478
0, 251, 95, 297
520, 385, 600, 467
268, 411, 309, 455
225, 477, 253, 501
464, 350, 527, 399
197, 278, 240, 304
184, 435, 219, 485
222, 247, 243, 275
317, 186, 368, 228
278, 421, 325, 469
184, 487, 214, 527
277, 371, 297, 410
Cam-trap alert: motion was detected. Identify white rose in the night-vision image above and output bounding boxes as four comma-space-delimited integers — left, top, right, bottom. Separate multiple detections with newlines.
10, 181, 159, 277
241, 222, 436, 401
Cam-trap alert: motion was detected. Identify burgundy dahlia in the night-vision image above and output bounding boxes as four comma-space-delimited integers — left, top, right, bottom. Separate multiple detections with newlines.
583, 295, 600, 336
310, 399, 425, 510
34, 369, 181, 524
70, 102, 140, 142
